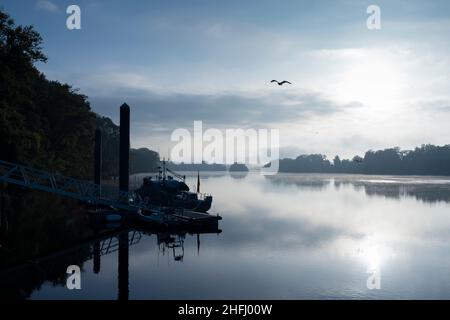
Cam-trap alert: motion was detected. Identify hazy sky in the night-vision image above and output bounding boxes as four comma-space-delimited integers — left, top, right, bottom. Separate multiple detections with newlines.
2, 0, 450, 159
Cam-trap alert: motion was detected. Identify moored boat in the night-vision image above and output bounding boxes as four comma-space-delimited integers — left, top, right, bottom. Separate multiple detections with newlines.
135, 161, 213, 213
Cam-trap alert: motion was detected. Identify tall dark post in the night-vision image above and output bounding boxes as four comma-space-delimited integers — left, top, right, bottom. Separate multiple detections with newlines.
118, 231, 129, 300
0, 199, 8, 247
118, 104, 130, 299
197, 234, 200, 256
119, 103, 130, 193
93, 239, 101, 274
0, 189, 6, 234
94, 129, 102, 196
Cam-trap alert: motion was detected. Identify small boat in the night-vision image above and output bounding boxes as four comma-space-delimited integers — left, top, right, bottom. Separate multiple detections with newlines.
135, 161, 213, 213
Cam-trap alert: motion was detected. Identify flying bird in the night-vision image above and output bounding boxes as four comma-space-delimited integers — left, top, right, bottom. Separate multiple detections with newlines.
271, 80, 292, 86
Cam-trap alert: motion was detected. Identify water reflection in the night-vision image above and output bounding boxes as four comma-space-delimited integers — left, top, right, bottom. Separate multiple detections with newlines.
157, 233, 185, 261
0, 225, 221, 300
266, 174, 450, 203
2, 172, 450, 299
266, 174, 331, 191
229, 172, 249, 180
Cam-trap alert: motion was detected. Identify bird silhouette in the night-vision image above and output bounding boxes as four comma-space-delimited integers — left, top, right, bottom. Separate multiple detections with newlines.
271, 80, 292, 86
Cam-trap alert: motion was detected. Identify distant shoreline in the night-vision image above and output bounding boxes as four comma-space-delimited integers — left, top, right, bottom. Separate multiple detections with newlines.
129, 171, 450, 178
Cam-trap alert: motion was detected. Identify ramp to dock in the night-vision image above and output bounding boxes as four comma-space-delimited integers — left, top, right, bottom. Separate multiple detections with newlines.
0, 159, 161, 222
0, 159, 223, 227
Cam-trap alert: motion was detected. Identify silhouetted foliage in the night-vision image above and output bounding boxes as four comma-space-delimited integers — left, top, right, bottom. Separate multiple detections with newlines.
130, 148, 160, 174
95, 116, 120, 178
269, 145, 450, 176
0, 10, 160, 179
229, 162, 249, 172
168, 161, 227, 172
1, 10, 94, 178
95, 116, 160, 176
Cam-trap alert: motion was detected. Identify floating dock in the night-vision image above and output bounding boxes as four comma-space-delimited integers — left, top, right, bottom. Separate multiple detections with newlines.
0, 103, 222, 229
0, 159, 222, 228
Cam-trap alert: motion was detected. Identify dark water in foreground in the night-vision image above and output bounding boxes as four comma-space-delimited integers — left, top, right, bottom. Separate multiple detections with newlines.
1, 172, 450, 299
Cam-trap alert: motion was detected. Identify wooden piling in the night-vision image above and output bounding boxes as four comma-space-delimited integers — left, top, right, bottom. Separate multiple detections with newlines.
94, 128, 102, 195
119, 103, 130, 193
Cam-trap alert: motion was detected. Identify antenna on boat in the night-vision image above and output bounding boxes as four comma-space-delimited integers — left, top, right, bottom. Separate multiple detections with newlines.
162, 158, 166, 181
197, 170, 200, 194
197, 234, 200, 256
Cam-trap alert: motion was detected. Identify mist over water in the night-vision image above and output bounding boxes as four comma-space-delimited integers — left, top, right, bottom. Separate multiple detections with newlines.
3, 172, 450, 299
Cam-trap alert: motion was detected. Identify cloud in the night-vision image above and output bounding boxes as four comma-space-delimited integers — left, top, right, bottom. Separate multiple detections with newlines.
419, 99, 450, 114
36, 0, 60, 13
219, 213, 363, 250
278, 146, 307, 159
88, 86, 357, 133
63, 68, 360, 131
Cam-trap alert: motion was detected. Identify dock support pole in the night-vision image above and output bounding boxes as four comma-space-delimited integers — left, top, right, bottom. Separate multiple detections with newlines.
118, 104, 130, 299
119, 103, 130, 194
93, 239, 101, 274
94, 128, 102, 196
0, 190, 5, 234
118, 231, 129, 300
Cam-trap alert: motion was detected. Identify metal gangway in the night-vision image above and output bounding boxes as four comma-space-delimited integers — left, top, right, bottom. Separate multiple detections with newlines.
0, 230, 143, 279
98, 230, 142, 256
0, 159, 162, 222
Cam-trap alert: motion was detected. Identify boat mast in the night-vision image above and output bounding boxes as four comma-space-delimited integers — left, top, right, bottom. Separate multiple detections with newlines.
162, 158, 166, 181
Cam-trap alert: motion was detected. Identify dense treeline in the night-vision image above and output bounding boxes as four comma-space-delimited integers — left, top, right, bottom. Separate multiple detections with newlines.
96, 116, 160, 176
167, 161, 227, 172
95, 116, 120, 178
130, 148, 159, 174
1, 10, 94, 178
269, 145, 450, 176
229, 163, 249, 172
0, 10, 159, 179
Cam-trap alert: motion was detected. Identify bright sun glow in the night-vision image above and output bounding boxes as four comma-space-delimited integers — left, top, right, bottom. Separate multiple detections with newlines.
336, 54, 407, 107
356, 239, 396, 271
363, 245, 382, 270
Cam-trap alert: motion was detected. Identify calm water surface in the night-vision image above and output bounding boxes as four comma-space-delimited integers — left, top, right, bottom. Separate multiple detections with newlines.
2, 172, 450, 299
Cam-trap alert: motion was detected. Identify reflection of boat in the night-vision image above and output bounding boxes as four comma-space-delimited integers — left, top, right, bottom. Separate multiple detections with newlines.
154, 226, 221, 262
137, 207, 222, 230
135, 161, 212, 213
89, 202, 221, 233
0, 211, 222, 299
157, 233, 185, 262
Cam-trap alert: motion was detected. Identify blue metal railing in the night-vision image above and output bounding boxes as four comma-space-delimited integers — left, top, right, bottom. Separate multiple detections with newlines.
99, 231, 142, 256
0, 159, 162, 222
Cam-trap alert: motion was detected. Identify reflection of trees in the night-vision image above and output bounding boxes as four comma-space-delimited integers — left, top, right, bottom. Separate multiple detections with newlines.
0, 229, 220, 300
0, 229, 140, 300
355, 182, 450, 203
265, 175, 331, 191
0, 190, 93, 269
0, 190, 222, 300
334, 178, 450, 203
168, 162, 227, 172
265, 175, 450, 204
0, 239, 92, 299
0, 189, 130, 300
229, 172, 249, 180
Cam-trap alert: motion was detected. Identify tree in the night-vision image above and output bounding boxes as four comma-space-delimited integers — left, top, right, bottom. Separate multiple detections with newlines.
0, 9, 160, 179
274, 145, 450, 176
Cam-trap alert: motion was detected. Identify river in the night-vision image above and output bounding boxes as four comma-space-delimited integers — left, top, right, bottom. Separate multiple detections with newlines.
1, 172, 450, 299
